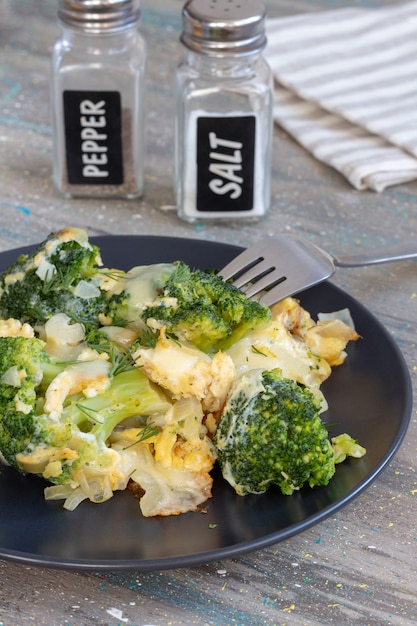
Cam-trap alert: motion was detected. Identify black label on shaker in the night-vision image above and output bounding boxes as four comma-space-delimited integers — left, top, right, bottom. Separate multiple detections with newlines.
63, 90, 123, 185
196, 115, 255, 212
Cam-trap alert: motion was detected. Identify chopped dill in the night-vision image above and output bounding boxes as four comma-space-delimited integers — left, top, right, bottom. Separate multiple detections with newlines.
41, 266, 71, 295
97, 269, 126, 281
76, 404, 104, 425
136, 327, 158, 349
123, 425, 161, 449
108, 344, 136, 378
66, 311, 99, 333
166, 332, 182, 347
251, 345, 269, 357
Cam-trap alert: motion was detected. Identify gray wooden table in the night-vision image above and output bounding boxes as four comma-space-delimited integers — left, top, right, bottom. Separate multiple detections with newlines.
0, 1, 416, 624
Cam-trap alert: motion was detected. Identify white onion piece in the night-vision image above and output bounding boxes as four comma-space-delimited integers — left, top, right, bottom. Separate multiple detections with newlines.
318, 308, 355, 330
44, 313, 85, 359
73, 280, 101, 300
35, 258, 56, 281
1, 365, 23, 387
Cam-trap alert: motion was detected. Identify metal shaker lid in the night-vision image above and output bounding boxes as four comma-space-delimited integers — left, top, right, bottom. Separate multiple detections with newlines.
57, 0, 141, 33
180, 0, 267, 56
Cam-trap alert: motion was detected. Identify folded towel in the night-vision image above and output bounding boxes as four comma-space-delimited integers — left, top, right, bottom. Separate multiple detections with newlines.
265, 1, 417, 191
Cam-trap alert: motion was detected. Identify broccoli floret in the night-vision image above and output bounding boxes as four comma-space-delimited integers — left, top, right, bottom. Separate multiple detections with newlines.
142, 261, 271, 353
0, 227, 270, 354
0, 336, 53, 463
0, 227, 107, 328
0, 334, 171, 504
213, 368, 335, 496
0, 335, 72, 461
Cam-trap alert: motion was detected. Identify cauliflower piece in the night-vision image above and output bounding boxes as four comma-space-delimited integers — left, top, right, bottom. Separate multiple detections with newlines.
111, 436, 213, 517
270, 297, 315, 334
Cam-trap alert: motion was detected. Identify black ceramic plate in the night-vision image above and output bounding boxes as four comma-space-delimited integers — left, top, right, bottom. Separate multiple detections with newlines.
0, 236, 412, 571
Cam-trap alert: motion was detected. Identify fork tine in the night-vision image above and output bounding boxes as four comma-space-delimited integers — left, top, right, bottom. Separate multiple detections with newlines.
258, 273, 328, 307
219, 234, 336, 307
242, 270, 286, 298
219, 239, 274, 281
230, 257, 282, 289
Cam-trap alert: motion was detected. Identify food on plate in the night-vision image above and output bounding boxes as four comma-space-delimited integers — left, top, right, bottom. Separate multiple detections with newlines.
133, 259, 271, 353
0, 227, 365, 517
214, 369, 336, 496
0, 227, 106, 328
214, 368, 364, 496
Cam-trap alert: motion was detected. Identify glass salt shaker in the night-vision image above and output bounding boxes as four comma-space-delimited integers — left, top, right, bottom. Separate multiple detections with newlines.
174, 0, 273, 222
51, 0, 146, 198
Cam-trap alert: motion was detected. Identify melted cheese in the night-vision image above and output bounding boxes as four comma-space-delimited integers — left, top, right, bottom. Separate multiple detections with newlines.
103, 263, 175, 325
44, 359, 111, 418
133, 336, 235, 411
226, 320, 331, 397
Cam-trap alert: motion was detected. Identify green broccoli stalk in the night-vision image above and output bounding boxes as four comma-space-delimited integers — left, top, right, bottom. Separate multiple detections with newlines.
142, 261, 271, 353
26, 367, 170, 484
0, 335, 171, 504
214, 368, 336, 496
331, 433, 366, 464
0, 227, 108, 328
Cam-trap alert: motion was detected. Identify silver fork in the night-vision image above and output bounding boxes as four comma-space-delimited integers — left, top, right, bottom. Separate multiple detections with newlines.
219, 234, 417, 307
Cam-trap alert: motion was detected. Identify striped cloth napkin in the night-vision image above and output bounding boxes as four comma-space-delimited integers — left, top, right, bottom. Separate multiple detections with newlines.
264, 1, 417, 191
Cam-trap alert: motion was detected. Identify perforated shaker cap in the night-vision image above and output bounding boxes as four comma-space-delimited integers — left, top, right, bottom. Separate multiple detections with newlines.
180, 0, 267, 56
57, 0, 141, 33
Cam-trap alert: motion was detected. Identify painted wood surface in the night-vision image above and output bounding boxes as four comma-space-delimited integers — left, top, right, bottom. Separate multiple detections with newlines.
0, 1, 416, 624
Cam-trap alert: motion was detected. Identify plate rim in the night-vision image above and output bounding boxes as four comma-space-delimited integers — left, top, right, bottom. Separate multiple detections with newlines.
0, 234, 412, 571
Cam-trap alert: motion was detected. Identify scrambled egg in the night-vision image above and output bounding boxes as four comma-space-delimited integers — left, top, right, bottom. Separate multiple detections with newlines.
133, 328, 235, 412
0, 318, 34, 338
44, 359, 111, 419
225, 298, 342, 408
110, 397, 216, 516
0, 285, 358, 517
121, 298, 357, 515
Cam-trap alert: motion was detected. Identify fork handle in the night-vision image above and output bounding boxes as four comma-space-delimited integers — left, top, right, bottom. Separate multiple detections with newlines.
333, 240, 417, 267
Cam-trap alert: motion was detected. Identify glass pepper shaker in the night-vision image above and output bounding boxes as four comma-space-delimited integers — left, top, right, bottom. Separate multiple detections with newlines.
174, 0, 273, 222
51, 0, 146, 198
